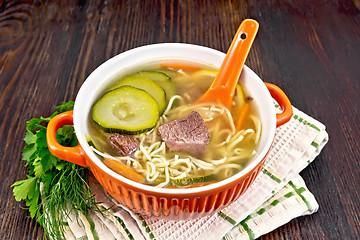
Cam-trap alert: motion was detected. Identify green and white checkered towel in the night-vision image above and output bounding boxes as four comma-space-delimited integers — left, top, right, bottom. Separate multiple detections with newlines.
61, 104, 328, 240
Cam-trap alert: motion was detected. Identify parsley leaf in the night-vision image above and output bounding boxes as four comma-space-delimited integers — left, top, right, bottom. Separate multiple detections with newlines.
22, 144, 37, 163
12, 177, 38, 201
24, 131, 37, 145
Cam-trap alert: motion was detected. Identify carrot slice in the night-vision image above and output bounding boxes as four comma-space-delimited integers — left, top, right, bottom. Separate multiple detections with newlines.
160, 63, 202, 71
235, 103, 250, 131
103, 158, 144, 183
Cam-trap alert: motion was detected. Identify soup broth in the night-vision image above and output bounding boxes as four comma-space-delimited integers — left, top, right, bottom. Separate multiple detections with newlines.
88, 62, 261, 188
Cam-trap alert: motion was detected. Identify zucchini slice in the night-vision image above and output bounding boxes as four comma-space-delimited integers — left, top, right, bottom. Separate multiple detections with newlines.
92, 86, 159, 135
131, 71, 176, 102
168, 174, 217, 186
108, 76, 167, 113
154, 69, 178, 78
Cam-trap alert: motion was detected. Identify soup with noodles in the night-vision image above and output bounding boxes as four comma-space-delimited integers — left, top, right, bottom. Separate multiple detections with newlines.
87, 62, 262, 188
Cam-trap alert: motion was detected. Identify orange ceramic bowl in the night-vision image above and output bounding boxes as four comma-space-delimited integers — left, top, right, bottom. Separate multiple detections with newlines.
47, 43, 292, 219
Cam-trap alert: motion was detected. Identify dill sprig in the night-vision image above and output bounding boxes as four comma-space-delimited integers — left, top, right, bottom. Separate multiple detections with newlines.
42, 164, 98, 239
12, 101, 99, 239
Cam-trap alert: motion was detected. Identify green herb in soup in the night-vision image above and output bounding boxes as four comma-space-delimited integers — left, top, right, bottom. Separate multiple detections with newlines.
88, 64, 261, 188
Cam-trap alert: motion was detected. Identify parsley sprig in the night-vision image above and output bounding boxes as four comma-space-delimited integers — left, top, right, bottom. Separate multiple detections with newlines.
12, 101, 98, 239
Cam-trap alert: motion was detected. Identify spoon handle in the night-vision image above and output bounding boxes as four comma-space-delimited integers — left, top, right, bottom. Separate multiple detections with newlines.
211, 19, 259, 94
195, 19, 259, 109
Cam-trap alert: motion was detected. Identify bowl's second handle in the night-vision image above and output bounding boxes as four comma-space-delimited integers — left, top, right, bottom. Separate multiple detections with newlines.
46, 110, 88, 167
265, 82, 293, 127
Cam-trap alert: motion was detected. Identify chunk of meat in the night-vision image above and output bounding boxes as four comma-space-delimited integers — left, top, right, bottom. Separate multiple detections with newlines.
158, 111, 210, 155
109, 133, 139, 157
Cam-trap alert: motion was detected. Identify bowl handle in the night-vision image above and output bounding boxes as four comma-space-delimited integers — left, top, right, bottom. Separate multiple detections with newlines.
265, 82, 293, 127
46, 110, 88, 167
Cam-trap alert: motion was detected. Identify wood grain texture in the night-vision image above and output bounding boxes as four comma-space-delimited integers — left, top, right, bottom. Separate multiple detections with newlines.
1, 0, 359, 239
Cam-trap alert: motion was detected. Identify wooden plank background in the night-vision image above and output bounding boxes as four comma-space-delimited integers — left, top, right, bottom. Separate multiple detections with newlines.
1, 0, 359, 239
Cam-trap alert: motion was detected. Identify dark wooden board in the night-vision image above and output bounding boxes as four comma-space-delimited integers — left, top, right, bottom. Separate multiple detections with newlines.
1, 0, 359, 239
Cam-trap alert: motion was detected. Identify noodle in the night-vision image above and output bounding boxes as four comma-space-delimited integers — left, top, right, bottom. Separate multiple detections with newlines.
251, 114, 262, 144
150, 142, 166, 156
156, 166, 170, 188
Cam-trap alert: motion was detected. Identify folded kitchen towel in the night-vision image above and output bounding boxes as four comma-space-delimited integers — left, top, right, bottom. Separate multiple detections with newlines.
223, 174, 318, 240
61, 104, 328, 240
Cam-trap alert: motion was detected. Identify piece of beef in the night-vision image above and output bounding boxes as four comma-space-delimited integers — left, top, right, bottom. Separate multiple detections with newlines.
158, 111, 210, 155
109, 133, 139, 157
